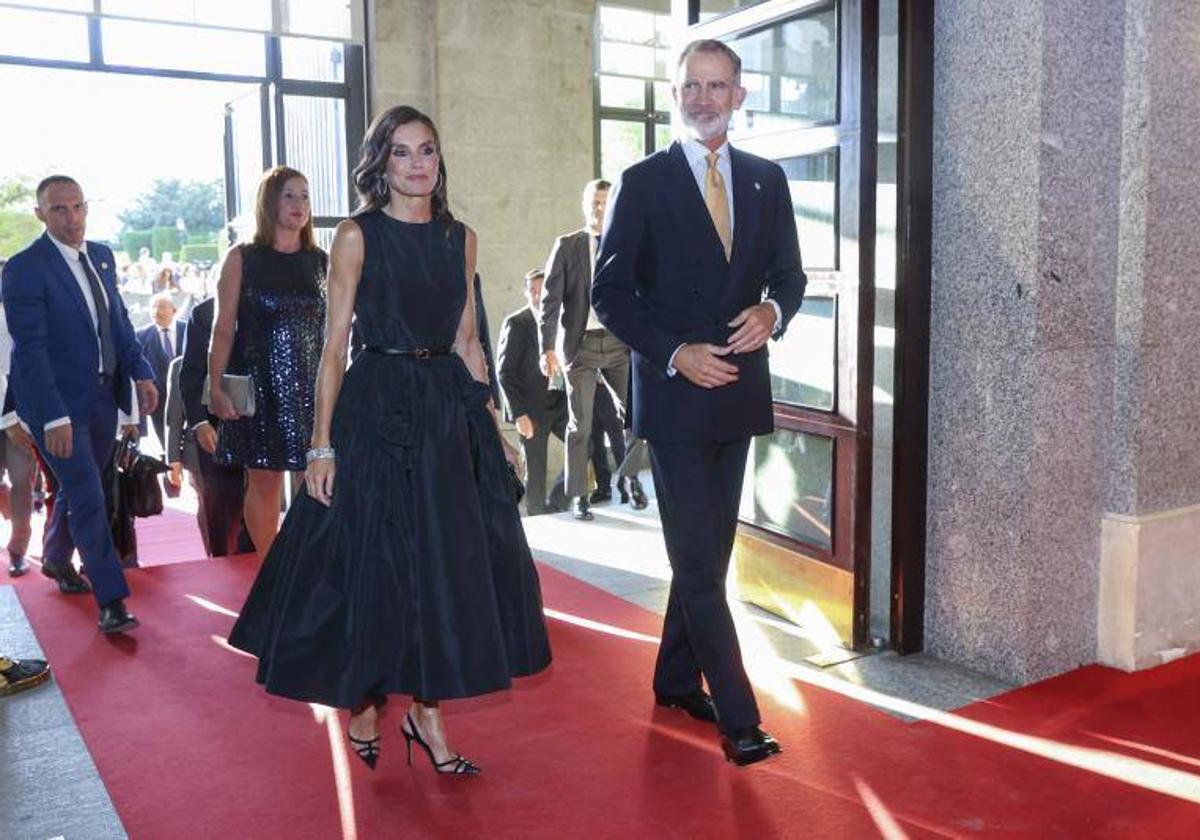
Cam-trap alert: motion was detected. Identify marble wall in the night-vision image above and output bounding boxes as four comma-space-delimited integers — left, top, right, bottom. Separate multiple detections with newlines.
928, 0, 1200, 683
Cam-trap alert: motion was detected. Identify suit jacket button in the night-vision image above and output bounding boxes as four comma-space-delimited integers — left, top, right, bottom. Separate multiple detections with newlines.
690, 286, 700, 294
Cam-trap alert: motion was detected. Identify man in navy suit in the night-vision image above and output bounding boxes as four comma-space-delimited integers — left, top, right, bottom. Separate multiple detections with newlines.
135, 292, 185, 456
2, 175, 157, 634
593, 39, 806, 766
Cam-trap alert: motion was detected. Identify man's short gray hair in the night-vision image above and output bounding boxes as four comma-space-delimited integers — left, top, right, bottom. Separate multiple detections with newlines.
676, 39, 742, 79
149, 291, 177, 310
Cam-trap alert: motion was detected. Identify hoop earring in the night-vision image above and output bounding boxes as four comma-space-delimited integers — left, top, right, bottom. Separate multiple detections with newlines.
376, 177, 389, 199
434, 171, 445, 195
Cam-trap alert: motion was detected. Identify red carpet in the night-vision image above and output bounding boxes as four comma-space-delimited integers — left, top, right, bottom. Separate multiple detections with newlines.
10, 553, 1200, 838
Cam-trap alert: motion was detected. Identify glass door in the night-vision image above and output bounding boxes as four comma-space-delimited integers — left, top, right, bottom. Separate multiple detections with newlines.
222, 39, 366, 249
686, 0, 878, 649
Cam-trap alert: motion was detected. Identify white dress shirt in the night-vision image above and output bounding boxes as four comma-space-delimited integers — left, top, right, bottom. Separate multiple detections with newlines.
586, 231, 603, 331
0, 304, 16, 430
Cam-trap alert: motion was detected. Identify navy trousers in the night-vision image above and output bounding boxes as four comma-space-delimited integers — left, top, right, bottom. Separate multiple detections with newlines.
34, 377, 129, 607
648, 437, 759, 734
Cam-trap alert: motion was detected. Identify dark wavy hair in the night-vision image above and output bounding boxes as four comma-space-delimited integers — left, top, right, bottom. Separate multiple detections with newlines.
352, 105, 452, 222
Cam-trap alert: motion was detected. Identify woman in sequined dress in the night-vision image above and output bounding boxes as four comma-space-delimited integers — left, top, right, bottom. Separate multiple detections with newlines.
227, 106, 551, 776
208, 166, 327, 557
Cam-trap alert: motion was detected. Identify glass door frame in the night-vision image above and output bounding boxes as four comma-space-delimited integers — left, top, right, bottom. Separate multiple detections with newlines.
677, 0, 940, 653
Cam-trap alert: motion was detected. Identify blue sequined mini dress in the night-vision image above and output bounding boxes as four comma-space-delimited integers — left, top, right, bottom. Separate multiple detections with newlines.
215, 243, 327, 471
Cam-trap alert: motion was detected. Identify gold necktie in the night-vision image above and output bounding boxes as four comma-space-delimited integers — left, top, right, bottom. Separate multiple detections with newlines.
705, 151, 732, 261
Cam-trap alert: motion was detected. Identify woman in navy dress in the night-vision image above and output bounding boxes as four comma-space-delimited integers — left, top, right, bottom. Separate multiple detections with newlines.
208, 166, 326, 557
228, 106, 551, 775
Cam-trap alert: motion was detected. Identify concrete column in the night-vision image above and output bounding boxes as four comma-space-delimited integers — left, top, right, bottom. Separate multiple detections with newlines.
369, 0, 595, 324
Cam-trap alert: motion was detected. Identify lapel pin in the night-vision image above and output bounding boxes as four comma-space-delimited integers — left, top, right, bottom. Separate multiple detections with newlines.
754, 182, 761, 191
101, 262, 109, 270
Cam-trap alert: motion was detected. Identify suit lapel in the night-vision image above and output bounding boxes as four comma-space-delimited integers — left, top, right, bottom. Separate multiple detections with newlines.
665, 142, 727, 263
39, 234, 95, 331
727, 147, 762, 282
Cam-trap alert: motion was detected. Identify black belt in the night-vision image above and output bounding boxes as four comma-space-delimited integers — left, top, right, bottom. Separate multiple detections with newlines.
98, 372, 114, 385
363, 345, 452, 359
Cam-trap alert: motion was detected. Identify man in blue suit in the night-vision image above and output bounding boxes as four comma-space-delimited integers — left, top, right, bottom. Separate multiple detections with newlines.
593, 39, 806, 766
1, 175, 157, 634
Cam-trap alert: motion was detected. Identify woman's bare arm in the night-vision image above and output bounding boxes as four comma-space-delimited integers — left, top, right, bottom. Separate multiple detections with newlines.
310, 220, 364, 450
304, 219, 364, 506
207, 246, 242, 419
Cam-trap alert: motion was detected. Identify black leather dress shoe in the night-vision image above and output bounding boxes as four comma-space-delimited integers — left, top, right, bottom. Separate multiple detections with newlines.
42, 562, 91, 595
7, 553, 29, 577
720, 726, 781, 766
572, 496, 593, 520
655, 689, 718, 723
98, 600, 139, 635
628, 477, 649, 510
588, 487, 612, 504
617, 478, 630, 504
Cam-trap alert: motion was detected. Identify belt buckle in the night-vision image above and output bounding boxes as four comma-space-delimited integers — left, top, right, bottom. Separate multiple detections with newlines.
414, 348, 431, 360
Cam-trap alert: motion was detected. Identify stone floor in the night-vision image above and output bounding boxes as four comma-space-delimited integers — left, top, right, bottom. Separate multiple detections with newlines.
0, 586, 126, 840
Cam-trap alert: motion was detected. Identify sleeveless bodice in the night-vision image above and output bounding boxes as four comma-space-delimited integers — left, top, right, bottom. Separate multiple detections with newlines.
353, 212, 466, 349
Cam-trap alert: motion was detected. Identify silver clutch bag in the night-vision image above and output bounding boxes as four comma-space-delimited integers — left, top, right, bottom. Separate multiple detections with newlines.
201, 374, 257, 417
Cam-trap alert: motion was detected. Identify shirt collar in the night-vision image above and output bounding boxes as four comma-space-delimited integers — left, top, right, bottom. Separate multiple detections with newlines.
681, 136, 730, 169
47, 232, 86, 262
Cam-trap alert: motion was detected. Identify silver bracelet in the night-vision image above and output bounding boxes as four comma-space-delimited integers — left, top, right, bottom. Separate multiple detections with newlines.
306, 446, 335, 464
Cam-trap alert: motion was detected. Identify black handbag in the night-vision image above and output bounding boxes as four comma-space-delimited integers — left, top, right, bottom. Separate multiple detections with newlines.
113, 433, 168, 518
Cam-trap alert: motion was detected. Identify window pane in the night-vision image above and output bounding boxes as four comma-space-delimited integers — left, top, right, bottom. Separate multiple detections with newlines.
654, 123, 673, 152
227, 89, 264, 224
741, 428, 834, 551
598, 6, 656, 45
283, 0, 353, 39
281, 37, 345, 82
600, 119, 646, 184
8, 0, 91, 10
282, 96, 348, 217
0, 8, 89, 61
727, 7, 838, 136
101, 0, 271, 30
770, 296, 835, 409
313, 227, 336, 253
600, 41, 655, 77
780, 149, 837, 270
103, 19, 265, 76
700, 0, 769, 21
653, 80, 672, 113
599, 75, 645, 110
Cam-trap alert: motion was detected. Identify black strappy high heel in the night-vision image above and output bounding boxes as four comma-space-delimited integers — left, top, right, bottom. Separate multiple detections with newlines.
348, 696, 385, 770
401, 711, 481, 775
348, 731, 380, 769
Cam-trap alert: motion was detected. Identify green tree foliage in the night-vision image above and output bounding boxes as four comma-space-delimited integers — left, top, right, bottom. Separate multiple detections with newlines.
0, 178, 41, 260
118, 178, 225, 234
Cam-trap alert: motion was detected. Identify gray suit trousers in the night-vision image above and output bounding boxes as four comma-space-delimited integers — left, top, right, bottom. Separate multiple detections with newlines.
564, 330, 629, 497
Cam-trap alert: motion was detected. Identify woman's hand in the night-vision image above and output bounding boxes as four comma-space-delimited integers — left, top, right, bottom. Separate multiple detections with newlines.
306, 456, 336, 506
209, 387, 240, 421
